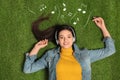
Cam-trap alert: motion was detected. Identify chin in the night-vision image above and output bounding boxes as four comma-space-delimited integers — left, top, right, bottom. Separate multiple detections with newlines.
62, 45, 72, 48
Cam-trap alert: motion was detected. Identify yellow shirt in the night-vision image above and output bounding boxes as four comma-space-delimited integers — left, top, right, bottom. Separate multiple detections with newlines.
56, 47, 82, 80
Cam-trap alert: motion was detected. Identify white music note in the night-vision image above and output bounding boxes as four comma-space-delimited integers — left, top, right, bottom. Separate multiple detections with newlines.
73, 17, 80, 25
78, 8, 82, 12
78, 3, 87, 14
28, 7, 36, 14
62, 2, 67, 12
83, 11, 92, 27
39, 4, 47, 12
51, 6, 57, 14
73, 22, 77, 25
63, 8, 67, 11
63, 3, 66, 7
68, 12, 73, 16
82, 11, 86, 14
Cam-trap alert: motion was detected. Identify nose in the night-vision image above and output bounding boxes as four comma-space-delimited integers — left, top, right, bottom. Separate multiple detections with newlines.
64, 37, 67, 41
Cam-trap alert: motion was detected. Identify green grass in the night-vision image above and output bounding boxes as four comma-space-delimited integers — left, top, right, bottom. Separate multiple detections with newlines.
0, 0, 120, 80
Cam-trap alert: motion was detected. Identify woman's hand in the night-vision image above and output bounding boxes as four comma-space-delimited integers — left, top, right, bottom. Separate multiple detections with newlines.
29, 39, 48, 56
92, 16, 111, 38
92, 17, 106, 30
34, 39, 48, 50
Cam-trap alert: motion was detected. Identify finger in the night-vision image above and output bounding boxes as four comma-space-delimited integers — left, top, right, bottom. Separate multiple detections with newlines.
45, 39, 48, 45
42, 39, 48, 46
92, 16, 99, 20
37, 40, 45, 45
92, 17, 98, 21
93, 18, 101, 22
92, 18, 99, 22
42, 40, 46, 45
38, 41, 44, 45
42, 39, 48, 45
45, 39, 48, 43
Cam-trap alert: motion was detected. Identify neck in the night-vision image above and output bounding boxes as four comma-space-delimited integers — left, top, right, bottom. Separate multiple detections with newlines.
61, 47, 73, 56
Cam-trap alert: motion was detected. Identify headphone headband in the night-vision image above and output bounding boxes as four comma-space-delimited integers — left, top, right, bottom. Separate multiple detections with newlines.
55, 26, 76, 44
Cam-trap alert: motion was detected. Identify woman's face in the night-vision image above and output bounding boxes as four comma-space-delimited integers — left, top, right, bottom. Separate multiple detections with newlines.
58, 30, 74, 48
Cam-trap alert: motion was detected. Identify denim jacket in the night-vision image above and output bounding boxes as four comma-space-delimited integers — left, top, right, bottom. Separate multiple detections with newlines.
23, 37, 116, 80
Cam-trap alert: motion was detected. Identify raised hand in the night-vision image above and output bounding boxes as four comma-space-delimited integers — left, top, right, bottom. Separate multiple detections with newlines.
29, 39, 48, 56
92, 16, 111, 38
92, 17, 106, 30
34, 39, 48, 49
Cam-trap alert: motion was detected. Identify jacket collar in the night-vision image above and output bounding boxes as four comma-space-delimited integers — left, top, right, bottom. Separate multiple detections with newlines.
73, 43, 81, 54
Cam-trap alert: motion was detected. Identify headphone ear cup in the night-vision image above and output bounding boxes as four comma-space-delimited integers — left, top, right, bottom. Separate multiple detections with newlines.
56, 40, 59, 45
73, 37, 75, 42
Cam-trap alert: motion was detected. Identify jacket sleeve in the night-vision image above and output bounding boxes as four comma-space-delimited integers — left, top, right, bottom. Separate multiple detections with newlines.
23, 52, 48, 73
88, 37, 116, 63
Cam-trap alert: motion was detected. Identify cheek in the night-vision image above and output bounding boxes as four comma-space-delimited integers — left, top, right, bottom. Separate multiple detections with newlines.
58, 39, 63, 44
69, 38, 74, 42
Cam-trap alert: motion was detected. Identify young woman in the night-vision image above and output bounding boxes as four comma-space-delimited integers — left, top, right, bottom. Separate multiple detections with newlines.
23, 16, 116, 80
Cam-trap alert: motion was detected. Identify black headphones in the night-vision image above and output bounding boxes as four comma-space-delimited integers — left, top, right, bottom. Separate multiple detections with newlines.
55, 26, 76, 45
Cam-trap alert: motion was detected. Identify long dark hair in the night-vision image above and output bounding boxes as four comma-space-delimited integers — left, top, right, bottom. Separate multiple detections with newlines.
32, 15, 76, 44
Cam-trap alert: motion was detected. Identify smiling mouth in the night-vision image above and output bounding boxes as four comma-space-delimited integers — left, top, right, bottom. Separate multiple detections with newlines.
63, 43, 69, 45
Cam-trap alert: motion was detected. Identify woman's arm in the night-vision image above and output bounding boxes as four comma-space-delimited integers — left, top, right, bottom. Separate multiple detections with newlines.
88, 17, 116, 63
23, 39, 48, 73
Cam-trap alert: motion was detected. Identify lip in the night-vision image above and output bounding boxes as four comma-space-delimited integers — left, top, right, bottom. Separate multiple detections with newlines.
63, 43, 69, 45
